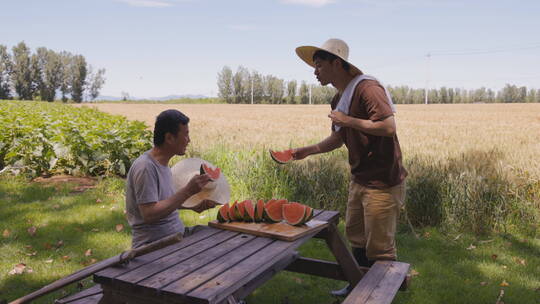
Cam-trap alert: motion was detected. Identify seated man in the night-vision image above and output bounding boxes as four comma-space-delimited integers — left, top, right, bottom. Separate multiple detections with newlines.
125, 109, 216, 248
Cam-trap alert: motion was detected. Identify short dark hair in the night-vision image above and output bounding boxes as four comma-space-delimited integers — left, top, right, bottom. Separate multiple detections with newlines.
153, 109, 190, 146
313, 50, 350, 71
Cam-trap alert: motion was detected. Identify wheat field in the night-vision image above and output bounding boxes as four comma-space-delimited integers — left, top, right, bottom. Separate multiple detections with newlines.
77, 103, 540, 179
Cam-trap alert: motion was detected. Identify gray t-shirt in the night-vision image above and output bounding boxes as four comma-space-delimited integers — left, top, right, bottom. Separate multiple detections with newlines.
125, 151, 184, 248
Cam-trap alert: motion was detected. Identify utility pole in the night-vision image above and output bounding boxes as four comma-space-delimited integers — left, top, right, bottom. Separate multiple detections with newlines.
250, 75, 254, 105
425, 53, 431, 105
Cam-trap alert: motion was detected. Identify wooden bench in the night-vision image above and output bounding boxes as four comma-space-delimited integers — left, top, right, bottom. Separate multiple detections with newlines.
54, 285, 102, 304
341, 260, 410, 304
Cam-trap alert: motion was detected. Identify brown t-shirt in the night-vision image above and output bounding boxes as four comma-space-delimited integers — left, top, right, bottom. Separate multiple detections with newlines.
331, 79, 407, 189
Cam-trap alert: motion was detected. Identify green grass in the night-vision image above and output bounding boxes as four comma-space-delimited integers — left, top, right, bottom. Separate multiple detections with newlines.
1, 175, 539, 303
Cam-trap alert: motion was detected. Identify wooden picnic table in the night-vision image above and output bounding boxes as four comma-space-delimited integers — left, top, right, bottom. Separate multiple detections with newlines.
90, 209, 366, 304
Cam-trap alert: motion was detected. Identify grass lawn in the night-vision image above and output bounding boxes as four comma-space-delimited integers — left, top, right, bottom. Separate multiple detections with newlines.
1, 176, 539, 304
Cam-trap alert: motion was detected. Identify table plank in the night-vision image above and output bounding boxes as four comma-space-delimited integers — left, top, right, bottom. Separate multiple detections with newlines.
161, 236, 276, 296
186, 228, 322, 304
114, 230, 239, 284
364, 261, 410, 304
138, 233, 258, 289
95, 227, 222, 283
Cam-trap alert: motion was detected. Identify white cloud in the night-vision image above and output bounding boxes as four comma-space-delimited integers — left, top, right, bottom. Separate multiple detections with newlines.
117, 0, 173, 8
280, 0, 336, 7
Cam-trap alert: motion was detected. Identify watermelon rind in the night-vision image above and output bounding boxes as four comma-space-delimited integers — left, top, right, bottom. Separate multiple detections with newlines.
303, 206, 314, 224
235, 201, 245, 221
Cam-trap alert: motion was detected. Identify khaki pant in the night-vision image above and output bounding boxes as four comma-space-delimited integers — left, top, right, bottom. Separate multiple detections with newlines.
345, 180, 406, 261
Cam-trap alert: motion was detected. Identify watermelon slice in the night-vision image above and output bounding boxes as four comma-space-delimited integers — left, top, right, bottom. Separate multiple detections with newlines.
217, 204, 230, 223
254, 199, 265, 222
200, 164, 221, 180
269, 149, 294, 164
242, 200, 255, 222
283, 202, 306, 226
265, 198, 277, 208
303, 206, 314, 223
228, 201, 238, 221
235, 201, 246, 220
264, 199, 288, 223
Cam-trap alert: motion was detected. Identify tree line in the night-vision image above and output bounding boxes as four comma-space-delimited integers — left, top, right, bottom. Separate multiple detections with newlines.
0, 41, 105, 102
217, 66, 539, 104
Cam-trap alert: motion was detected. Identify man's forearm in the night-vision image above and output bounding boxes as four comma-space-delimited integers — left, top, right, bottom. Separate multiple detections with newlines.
346, 116, 396, 137
139, 187, 193, 223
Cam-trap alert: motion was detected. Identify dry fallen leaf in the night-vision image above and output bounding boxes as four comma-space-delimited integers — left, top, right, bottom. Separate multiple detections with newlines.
91, 228, 100, 232
480, 281, 488, 286
293, 277, 303, 284
56, 240, 64, 248
52, 204, 60, 209
85, 249, 92, 257
25, 251, 37, 256
500, 280, 509, 287
466, 244, 476, 250
45, 259, 53, 263
27, 226, 37, 236
96, 198, 102, 203
115, 224, 124, 232
43, 242, 52, 250
515, 258, 526, 266
502, 265, 508, 270
491, 254, 498, 260
452, 234, 462, 241
61, 255, 71, 262
410, 269, 420, 276
9, 263, 26, 275
3, 229, 11, 238
423, 231, 431, 238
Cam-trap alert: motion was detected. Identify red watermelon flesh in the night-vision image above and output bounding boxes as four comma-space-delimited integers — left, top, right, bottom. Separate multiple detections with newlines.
235, 201, 246, 220
265, 198, 277, 208
242, 200, 255, 222
283, 202, 306, 226
269, 149, 294, 164
217, 204, 230, 222
254, 199, 265, 222
200, 164, 221, 180
228, 201, 238, 221
264, 202, 285, 223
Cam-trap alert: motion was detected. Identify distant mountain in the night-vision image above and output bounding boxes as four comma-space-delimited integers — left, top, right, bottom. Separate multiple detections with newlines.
95, 94, 208, 101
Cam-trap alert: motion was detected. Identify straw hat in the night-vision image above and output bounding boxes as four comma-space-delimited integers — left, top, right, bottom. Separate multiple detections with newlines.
295, 38, 362, 75
171, 158, 230, 208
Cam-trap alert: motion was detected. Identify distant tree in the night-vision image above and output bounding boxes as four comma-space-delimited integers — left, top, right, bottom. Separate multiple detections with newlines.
500, 84, 518, 103
11, 42, 33, 100
33, 47, 63, 102
518, 86, 527, 103
526, 89, 536, 103
87, 66, 106, 100
121, 91, 130, 101
299, 81, 309, 104
232, 66, 249, 104
311, 85, 335, 104
251, 71, 264, 103
59, 51, 73, 102
0, 45, 12, 99
217, 66, 233, 103
286, 80, 297, 104
70, 55, 87, 103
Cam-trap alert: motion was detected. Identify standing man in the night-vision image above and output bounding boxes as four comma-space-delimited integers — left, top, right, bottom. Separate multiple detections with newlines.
293, 39, 407, 296
125, 109, 216, 248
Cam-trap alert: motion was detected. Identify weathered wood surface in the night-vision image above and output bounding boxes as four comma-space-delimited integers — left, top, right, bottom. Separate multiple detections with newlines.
207, 219, 328, 241
93, 210, 339, 304
342, 260, 410, 304
54, 285, 102, 304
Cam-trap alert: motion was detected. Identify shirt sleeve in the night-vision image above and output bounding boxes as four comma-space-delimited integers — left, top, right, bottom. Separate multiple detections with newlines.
132, 164, 159, 205
359, 84, 393, 121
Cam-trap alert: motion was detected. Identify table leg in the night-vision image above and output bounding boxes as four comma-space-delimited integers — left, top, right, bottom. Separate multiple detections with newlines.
322, 223, 365, 286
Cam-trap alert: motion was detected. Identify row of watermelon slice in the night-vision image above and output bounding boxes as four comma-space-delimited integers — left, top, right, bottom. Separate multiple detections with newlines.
216, 199, 314, 226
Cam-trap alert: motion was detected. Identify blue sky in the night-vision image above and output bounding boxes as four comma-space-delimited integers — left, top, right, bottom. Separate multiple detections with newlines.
2, 0, 539, 98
